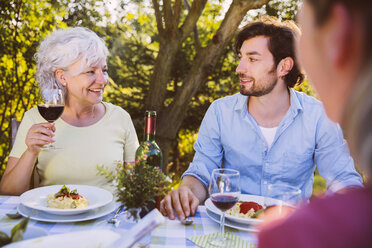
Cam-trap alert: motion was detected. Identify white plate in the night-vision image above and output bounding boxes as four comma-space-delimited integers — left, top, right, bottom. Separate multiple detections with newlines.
20, 185, 113, 215
1, 225, 48, 240
17, 201, 116, 223
3, 229, 121, 248
206, 208, 258, 232
205, 194, 281, 225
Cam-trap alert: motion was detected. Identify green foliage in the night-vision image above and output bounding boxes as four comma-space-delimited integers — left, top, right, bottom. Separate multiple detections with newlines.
242, 0, 301, 23
104, 11, 157, 128
97, 159, 173, 209
295, 79, 318, 98
168, 129, 198, 177
0, 0, 66, 174
265, 0, 301, 21
313, 173, 327, 196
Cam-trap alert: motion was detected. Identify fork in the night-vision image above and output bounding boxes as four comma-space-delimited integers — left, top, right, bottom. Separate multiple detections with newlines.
107, 204, 125, 226
6, 211, 22, 219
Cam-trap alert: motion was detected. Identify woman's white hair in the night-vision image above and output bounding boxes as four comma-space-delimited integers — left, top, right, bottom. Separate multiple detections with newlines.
35, 27, 109, 94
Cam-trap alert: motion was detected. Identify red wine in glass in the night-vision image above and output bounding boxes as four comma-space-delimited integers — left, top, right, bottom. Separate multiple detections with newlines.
37, 105, 64, 123
211, 194, 238, 212
208, 168, 240, 247
38, 88, 64, 150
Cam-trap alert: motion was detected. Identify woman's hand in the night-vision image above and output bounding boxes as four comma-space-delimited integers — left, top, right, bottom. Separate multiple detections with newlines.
25, 122, 56, 154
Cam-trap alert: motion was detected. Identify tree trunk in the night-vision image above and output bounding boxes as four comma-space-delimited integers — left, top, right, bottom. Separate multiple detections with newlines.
146, 0, 208, 113
146, 40, 181, 112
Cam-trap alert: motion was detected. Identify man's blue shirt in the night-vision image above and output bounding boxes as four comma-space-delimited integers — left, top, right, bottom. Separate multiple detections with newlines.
182, 89, 363, 199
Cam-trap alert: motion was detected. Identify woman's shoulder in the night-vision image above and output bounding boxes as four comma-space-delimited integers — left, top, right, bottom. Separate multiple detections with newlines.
102, 102, 132, 120
24, 106, 39, 115
258, 188, 372, 248
22, 106, 44, 123
292, 188, 372, 231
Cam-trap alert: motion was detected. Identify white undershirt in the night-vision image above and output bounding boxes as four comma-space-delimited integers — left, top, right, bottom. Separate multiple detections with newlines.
259, 126, 278, 150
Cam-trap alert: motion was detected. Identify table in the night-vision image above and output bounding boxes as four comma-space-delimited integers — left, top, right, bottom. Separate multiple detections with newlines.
0, 196, 258, 247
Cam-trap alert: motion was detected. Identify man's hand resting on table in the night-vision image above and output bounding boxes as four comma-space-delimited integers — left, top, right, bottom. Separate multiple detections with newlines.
159, 176, 207, 221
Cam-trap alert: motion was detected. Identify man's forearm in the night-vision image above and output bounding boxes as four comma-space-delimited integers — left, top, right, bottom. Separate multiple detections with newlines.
180, 176, 208, 204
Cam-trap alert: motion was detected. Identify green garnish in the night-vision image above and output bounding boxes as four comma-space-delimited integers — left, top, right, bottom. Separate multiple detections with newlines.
54, 185, 79, 198
70, 189, 78, 196
54, 185, 70, 197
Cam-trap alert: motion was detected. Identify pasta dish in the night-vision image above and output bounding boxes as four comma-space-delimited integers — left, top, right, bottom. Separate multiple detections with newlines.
46, 185, 88, 209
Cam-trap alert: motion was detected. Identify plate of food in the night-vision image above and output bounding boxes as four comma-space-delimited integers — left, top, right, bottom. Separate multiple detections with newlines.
205, 194, 281, 225
17, 201, 116, 223
20, 185, 113, 215
205, 208, 258, 232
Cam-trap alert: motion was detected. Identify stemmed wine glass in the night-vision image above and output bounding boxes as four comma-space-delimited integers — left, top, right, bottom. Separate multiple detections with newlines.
37, 88, 64, 150
208, 168, 240, 247
264, 184, 302, 217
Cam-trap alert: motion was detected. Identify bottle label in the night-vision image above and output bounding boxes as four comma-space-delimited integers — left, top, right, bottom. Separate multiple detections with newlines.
145, 116, 156, 134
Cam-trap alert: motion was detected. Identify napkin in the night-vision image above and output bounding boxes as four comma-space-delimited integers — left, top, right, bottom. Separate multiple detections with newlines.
188, 232, 255, 248
3, 229, 121, 248
3, 209, 165, 248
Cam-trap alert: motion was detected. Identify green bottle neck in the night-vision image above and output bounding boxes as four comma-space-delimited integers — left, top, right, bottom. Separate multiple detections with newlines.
144, 133, 155, 142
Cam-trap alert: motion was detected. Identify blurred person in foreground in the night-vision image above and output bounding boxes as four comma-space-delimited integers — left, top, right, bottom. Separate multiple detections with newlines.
160, 17, 362, 221
0, 27, 139, 195
258, 1, 372, 247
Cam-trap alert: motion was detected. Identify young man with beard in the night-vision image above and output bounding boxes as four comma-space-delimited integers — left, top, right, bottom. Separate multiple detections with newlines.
159, 18, 362, 221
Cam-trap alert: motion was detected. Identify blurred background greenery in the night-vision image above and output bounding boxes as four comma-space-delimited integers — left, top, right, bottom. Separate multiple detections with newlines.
1, 0, 329, 194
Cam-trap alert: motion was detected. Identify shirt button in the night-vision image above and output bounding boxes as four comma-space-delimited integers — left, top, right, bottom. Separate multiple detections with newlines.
263, 181, 267, 185
265, 163, 269, 167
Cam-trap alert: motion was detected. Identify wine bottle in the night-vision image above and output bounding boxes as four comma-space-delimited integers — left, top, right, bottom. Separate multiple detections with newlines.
135, 110, 164, 171
135, 111, 164, 217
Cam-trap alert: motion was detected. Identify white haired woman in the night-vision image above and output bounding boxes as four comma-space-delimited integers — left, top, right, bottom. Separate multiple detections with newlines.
0, 27, 139, 195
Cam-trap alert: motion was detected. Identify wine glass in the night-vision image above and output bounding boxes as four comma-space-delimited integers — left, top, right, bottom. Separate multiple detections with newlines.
264, 184, 302, 217
208, 168, 240, 247
37, 88, 64, 150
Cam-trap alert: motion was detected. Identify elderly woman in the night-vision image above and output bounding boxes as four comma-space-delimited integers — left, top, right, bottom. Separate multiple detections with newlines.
258, 0, 372, 247
0, 27, 139, 195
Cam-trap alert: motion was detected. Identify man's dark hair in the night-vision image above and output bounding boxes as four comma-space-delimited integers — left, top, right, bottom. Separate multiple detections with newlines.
234, 17, 304, 88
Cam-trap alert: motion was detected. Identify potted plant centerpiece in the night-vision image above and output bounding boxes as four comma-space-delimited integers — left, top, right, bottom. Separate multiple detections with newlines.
97, 155, 173, 222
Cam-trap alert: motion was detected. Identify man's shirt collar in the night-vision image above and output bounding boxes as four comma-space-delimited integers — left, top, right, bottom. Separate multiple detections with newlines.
234, 88, 303, 116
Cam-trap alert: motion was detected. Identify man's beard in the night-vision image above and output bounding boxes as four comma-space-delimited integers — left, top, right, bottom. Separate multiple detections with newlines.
240, 78, 278, 96
239, 67, 278, 97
